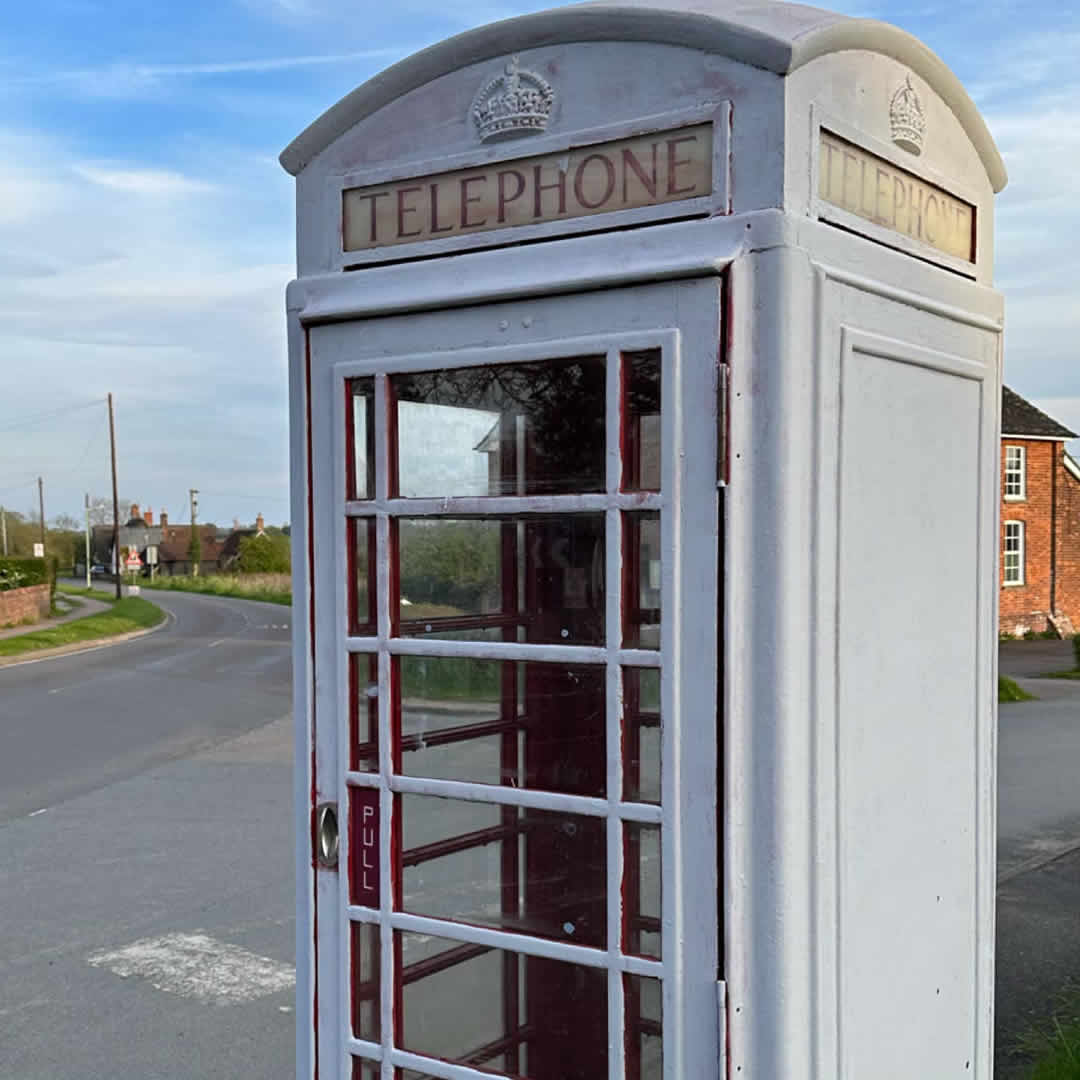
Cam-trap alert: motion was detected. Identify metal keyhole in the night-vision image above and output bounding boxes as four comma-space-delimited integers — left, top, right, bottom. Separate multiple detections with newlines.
315, 802, 339, 868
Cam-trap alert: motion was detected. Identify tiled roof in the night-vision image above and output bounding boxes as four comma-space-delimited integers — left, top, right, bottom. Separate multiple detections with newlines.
1002, 386, 1077, 439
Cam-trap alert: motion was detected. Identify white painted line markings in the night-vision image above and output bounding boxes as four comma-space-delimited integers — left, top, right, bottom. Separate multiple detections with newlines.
28, 808, 48, 818
88, 933, 295, 1005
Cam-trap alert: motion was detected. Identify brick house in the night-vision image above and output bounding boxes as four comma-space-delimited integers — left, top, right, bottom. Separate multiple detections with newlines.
999, 387, 1080, 636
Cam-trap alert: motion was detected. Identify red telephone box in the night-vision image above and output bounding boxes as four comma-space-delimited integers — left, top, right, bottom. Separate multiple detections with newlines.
285, 3, 1005, 1078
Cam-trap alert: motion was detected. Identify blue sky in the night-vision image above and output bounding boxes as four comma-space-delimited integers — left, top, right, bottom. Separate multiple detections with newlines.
1, 0, 1077, 527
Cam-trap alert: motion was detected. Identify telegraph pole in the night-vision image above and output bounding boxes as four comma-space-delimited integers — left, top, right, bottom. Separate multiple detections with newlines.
38, 476, 46, 554
108, 393, 121, 600
84, 494, 92, 589
1, 506, 7, 556
189, 488, 199, 577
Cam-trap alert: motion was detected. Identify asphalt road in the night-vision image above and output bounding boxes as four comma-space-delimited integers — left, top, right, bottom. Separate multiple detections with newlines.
0, 588, 294, 1080
0, 587, 291, 824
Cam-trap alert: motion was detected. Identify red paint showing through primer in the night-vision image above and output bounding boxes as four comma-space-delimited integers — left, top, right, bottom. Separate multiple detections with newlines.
305, 333, 320, 1079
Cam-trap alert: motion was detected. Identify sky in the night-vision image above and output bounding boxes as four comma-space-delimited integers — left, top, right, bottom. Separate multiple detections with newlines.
1, 0, 1078, 528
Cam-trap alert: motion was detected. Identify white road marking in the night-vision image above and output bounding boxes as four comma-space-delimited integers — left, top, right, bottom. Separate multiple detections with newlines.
28, 808, 48, 817
207, 639, 225, 648
88, 933, 295, 1005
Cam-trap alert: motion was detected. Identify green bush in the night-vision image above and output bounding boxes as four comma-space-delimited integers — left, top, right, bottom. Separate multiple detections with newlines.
1073, 633, 1080, 671
0, 557, 48, 592
237, 533, 291, 574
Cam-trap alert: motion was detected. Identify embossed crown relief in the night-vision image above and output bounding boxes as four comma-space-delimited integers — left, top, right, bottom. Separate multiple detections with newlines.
472, 55, 554, 143
890, 75, 926, 156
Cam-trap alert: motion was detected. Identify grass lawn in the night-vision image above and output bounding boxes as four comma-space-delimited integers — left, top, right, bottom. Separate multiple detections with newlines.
999, 675, 1037, 703
0, 596, 165, 658
140, 573, 291, 606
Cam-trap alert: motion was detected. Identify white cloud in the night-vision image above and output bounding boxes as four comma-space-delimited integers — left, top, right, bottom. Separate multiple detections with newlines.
72, 165, 217, 196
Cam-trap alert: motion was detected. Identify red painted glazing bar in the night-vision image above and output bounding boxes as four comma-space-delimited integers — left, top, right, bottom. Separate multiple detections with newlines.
398, 717, 525, 754
462, 1023, 537, 1065
401, 941, 492, 985
398, 612, 525, 634
401, 822, 521, 868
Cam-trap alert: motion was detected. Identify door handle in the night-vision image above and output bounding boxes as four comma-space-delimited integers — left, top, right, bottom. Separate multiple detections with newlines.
315, 802, 339, 868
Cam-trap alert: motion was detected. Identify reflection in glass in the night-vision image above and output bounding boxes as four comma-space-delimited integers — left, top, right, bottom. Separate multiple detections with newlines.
625, 974, 663, 1080
623, 512, 660, 650
399, 795, 606, 947
396, 515, 604, 645
622, 351, 661, 492
397, 930, 607, 1079
349, 517, 376, 636
623, 667, 661, 804
351, 1059, 379, 1080
397, 657, 605, 797
351, 921, 380, 1042
393, 356, 606, 498
350, 653, 378, 772
624, 823, 662, 959
348, 377, 376, 501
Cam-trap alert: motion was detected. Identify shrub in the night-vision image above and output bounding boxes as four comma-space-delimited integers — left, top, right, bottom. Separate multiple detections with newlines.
237, 533, 291, 574
0, 557, 48, 592
1073, 633, 1080, 671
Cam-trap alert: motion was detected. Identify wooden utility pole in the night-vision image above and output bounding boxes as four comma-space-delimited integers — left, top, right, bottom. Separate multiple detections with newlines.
38, 477, 46, 553
0, 505, 7, 556
108, 393, 121, 600
189, 488, 199, 577
84, 494, 92, 589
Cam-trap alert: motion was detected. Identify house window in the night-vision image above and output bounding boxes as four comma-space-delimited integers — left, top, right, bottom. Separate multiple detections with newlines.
1004, 445, 1026, 500
1004, 521, 1024, 586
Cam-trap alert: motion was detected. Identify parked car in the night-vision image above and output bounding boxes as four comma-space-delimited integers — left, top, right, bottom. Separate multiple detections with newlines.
90, 564, 107, 578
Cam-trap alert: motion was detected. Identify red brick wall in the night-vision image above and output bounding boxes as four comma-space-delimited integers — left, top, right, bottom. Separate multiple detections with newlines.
0, 584, 50, 627
1055, 459, 1080, 628
999, 440, 1057, 634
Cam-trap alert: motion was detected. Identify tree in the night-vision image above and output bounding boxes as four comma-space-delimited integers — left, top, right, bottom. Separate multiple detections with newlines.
86, 496, 132, 528
237, 533, 290, 574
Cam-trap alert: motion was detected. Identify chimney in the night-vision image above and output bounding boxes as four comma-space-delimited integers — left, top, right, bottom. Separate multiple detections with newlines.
256, 513, 265, 533
144, 507, 153, 526
130, 503, 140, 521
160, 511, 168, 529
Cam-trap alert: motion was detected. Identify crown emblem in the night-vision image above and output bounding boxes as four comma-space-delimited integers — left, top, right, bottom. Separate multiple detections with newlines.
890, 76, 926, 156
472, 56, 554, 143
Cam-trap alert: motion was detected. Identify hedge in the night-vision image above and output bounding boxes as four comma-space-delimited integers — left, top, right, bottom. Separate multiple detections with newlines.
0, 557, 49, 592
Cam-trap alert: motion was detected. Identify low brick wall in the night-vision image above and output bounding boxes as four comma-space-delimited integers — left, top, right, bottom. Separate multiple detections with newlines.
0, 583, 51, 627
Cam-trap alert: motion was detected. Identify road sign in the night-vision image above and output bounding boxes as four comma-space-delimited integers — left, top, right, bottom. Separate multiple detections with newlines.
33, 543, 44, 558
125, 551, 142, 571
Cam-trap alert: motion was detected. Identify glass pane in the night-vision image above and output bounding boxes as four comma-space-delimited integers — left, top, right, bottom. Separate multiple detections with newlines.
398, 657, 606, 797
348, 377, 376, 501
625, 974, 663, 1080
397, 515, 605, 645
398, 930, 608, 1079
393, 356, 606, 497
623, 350, 661, 492
624, 667, 661, 804
623, 512, 660, 650
351, 921, 380, 1042
352, 1060, 380, 1080
399, 794, 606, 947
624, 823, 662, 959
349, 517, 376, 636
350, 653, 378, 772
350, 788, 381, 907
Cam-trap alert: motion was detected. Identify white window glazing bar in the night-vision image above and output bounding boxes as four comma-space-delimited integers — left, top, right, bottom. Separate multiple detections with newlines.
346, 493, 664, 516
331, 328, 677, 382
342, 770, 663, 820
391, 1047, 521, 1080
346, 1037, 383, 1060
606, 344, 626, 1080
344, 635, 662, 668
371, 372, 396, 1080
345, 907, 663, 982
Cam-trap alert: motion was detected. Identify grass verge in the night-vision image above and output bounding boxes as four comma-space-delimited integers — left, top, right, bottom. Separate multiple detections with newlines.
1016, 987, 1080, 1079
140, 573, 291, 606
0, 596, 165, 658
1000, 675, 1037, 703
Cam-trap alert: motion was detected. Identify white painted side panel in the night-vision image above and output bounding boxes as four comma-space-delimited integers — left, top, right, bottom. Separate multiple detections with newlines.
836, 337, 983, 1078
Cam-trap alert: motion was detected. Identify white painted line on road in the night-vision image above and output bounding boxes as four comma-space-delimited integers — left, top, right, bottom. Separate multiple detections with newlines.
28, 808, 48, 817
88, 933, 295, 1005
207, 639, 226, 648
